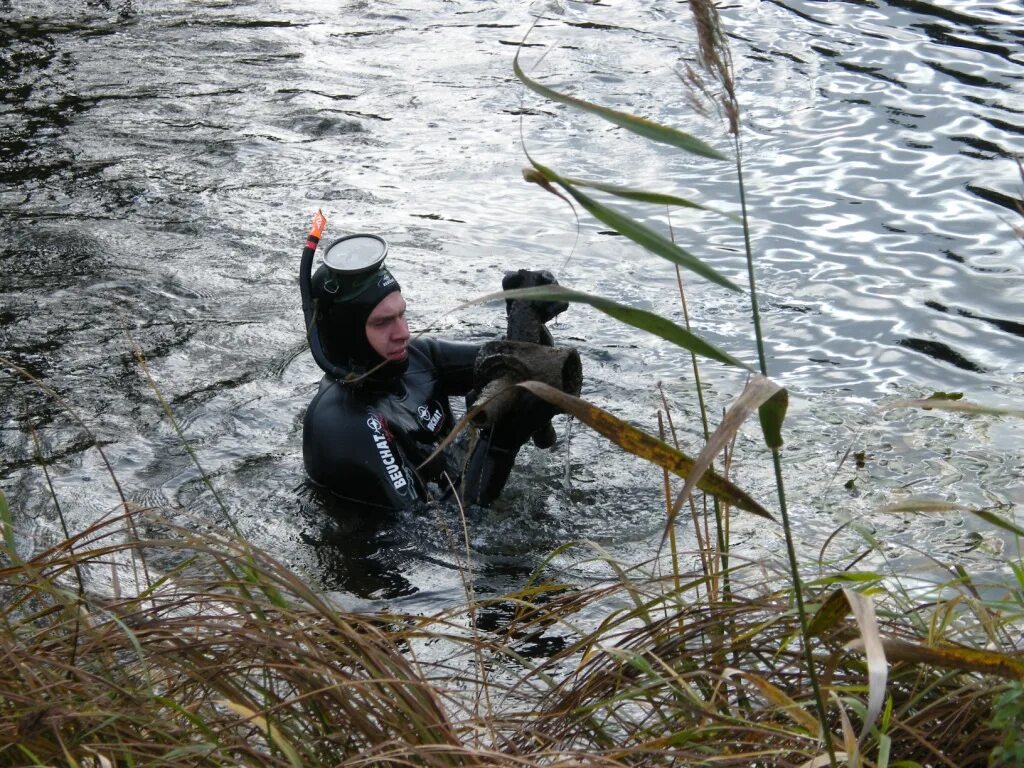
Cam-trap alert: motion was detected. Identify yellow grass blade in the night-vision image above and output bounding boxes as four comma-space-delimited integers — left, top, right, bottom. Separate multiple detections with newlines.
219, 699, 303, 768
885, 398, 1024, 417
519, 381, 773, 520
724, 668, 820, 734
877, 639, 1024, 681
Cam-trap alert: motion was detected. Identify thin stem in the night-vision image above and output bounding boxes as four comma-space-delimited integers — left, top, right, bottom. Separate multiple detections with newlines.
131, 343, 239, 537
0, 355, 151, 595
657, 412, 685, 598
29, 424, 85, 674
674, 264, 730, 598
735, 135, 837, 766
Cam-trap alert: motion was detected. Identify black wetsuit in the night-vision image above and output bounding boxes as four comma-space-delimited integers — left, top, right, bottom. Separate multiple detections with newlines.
303, 337, 481, 511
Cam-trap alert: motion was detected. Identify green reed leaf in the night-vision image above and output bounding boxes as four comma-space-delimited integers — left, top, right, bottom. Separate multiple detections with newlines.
468, 284, 750, 369
809, 572, 884, 586
514, 48, 727, 161
758, 387, 789, 450
518, 381, 774, 521
525, 159, 743, 292
880, 499, 1024, 536
554, 174, 741, 222
585, 542, 654, 626
969, 508, 1024, 538
1012, 561, 1024, 593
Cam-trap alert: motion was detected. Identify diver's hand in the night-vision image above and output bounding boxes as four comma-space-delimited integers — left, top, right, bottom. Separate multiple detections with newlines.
471, 339, 582, 449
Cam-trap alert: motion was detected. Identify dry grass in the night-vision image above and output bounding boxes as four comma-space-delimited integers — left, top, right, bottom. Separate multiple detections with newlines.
0, 509, 474, 766
1, 499, 1021, 767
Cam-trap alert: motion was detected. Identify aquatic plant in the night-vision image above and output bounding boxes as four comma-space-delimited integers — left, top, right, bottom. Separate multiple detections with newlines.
496, 0, 1024, 765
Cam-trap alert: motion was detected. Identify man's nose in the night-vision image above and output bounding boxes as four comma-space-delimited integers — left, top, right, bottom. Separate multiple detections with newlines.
394, 318, 411, 341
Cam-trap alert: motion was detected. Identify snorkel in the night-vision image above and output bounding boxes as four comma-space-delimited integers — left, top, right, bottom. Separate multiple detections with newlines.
300, 209, 344, 377
299, 209, 392, 378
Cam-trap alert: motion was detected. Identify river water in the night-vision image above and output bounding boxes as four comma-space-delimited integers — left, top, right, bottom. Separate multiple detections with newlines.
2, 0, 1022, 609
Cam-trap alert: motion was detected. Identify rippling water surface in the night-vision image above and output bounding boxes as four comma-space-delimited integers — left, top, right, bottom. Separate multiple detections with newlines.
2, 0, 1022, 608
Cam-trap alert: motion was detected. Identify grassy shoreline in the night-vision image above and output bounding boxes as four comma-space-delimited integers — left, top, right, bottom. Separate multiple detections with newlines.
2, 497, 1022, 766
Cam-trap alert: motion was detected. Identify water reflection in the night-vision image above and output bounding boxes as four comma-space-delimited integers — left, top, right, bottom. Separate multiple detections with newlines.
1, 0, 1022, 607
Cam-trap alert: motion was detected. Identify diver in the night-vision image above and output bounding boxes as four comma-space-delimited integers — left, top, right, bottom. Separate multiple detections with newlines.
299, 210, 581, 513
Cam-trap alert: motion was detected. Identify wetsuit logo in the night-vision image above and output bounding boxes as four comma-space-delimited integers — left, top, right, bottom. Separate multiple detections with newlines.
366, 414, 408, 493
416, 402, 444, 433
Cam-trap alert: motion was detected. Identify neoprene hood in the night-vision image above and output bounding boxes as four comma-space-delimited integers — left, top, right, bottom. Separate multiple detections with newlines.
312, 263, 402, 368
299, 214, 403, 378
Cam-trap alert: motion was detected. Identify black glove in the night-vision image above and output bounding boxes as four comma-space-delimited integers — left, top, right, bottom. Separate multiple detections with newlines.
468, 339, 581, 452
500, 269, 571, 447
460, 390, 562, 507
459, 268, 581, 506
503, 269, 569, 340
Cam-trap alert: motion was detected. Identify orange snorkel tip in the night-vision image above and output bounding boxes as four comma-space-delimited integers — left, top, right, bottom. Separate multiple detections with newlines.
305, 209, 328, 252
310, 208, 327, 240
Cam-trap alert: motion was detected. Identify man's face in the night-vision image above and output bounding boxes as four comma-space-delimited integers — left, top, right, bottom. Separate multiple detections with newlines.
365, 291, 410, 362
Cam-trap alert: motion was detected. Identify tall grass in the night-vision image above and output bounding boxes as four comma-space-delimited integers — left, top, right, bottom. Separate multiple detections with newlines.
2, 497, 1021, 766
3, 3, 1024, 767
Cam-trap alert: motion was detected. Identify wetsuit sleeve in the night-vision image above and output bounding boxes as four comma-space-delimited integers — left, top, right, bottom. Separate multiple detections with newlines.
303, 381, 421, 512
418, 339, 480, 396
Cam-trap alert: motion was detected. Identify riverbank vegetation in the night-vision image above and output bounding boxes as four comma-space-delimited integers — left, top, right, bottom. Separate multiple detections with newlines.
3, 1, 1023, 766
2, 485, 1023, 766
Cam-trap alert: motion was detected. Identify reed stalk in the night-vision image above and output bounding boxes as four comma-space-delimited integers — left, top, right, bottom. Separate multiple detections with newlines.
734, 136, 837, 765
683, 2, 838, 759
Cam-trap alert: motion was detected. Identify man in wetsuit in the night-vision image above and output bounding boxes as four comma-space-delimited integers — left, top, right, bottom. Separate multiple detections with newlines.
301, 257, 573, 512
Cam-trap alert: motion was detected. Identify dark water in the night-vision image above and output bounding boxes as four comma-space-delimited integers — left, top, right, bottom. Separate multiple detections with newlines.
2, 0, 1022, 609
